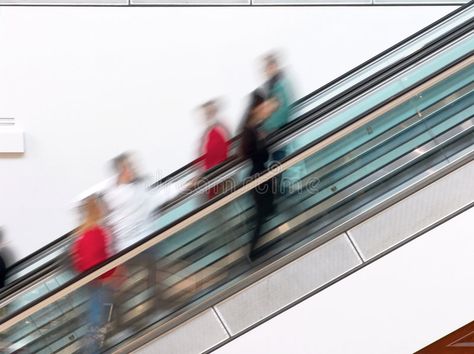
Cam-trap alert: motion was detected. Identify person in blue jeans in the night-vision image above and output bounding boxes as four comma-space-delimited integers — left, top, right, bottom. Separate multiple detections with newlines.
72, 195, 114, 353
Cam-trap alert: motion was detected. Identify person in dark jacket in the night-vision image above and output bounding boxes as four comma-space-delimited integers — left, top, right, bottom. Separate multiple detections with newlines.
0, 255, 5, 290
0, 230, 7, 289
241, 90, 275, 261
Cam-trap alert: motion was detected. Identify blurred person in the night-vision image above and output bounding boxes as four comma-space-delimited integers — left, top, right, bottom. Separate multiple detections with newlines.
72, 195, 114, 353
0, 239, 7, 328
0, 251, 6, 318
0, 228, 15, 290
241, 90, 276, 262
103, 152, 158, 329
0, 229, 16, 324
185, 100, 235, 287
0, 230, 8, 289
200, 100, 230, 175
261, 53, 294, 163
104, 152, 151, 253
190, 99, 232, 199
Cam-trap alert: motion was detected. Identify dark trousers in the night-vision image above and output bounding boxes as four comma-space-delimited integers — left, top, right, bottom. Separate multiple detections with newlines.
249, 205, 266, 258
0, 255, 6, 289
270, 149, 286, 196
271, 149, 286, 163
249, 184, 274, 259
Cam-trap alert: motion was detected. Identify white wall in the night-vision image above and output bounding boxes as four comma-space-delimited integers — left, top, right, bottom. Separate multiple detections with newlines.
0, 6, 454, 261
213, 206, 474, 354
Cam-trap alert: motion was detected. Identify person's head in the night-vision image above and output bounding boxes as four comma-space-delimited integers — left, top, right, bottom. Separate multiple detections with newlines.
263, 53, 280, 80
113, 152, 136, 184
201, 100, 219, 122
78, 194, 104, 233
244, 90, 266, 127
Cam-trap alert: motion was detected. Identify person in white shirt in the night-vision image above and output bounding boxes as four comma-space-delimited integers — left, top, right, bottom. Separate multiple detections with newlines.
103, 152, 156, 330
104, 153, 151, 253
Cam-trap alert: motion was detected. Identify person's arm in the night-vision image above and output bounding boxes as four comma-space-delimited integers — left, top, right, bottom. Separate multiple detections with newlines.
265, 98, 280, 116
273, 83, 290, 118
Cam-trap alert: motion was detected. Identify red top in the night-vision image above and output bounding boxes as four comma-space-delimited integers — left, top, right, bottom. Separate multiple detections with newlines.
201, 124, 230, 199
72, 225, 114, 280
202, 125, 230, 171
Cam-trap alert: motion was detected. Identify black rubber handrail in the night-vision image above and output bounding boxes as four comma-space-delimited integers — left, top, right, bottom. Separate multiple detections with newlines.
3, 1, 472, 297
1, 49, 470, 329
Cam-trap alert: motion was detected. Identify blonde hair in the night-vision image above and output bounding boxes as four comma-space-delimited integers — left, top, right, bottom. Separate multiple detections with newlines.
78, 195, 104, 235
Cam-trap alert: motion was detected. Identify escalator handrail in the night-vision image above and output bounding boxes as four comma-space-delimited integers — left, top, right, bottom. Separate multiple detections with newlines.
0, 55, 470, 332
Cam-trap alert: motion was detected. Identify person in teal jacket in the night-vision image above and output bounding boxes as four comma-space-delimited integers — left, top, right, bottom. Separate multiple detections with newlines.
258, 53, 294, 196
261, 53, 293, 163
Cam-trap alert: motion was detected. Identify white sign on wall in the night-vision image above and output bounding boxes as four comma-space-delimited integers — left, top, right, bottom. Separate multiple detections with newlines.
0, 118, 24, 154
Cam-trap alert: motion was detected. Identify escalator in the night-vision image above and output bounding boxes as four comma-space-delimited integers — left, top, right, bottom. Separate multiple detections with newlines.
2, 0, 471, 297
0, 3, 473, 353
1, 0, 471, 297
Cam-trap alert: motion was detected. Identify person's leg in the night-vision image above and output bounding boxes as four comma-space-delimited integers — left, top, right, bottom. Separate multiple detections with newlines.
0, 255, 6, 289
0, 255, 6, 318
204, 179, 234, 280
87, 283, 104, 328
249, 199, 265, 261
270, 149, 286, 196
85, 283, 105, 353
142, 250, 158, 311
99, 284, 112, 341
110, 267, 128, 333
271, 149, 286, 163
218, 204, 236, 264
124, 252, 157, 328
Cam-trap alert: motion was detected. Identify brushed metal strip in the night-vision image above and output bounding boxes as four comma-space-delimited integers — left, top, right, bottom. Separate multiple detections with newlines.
348, 159, 474, 260
213, 234, 361, 335
133, 309, 229, 354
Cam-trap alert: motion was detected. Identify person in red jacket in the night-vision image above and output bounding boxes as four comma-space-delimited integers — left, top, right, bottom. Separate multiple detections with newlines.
198, 100, 231, 199
72, 194, 114, 353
